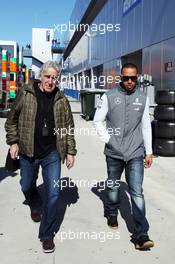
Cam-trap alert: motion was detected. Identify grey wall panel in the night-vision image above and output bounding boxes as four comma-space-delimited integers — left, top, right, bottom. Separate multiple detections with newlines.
70, 0, 91, 24
150, 43, 162, 90
142, 47, 150, 73
150, 0, 165, 44
117, 0, 123, 58
127, 12, 135, 54
163, 0, 175, 40
142, 37, 175, 91
131, 3, 142, 52
142, 0, 152, 47
142, 43, 162, 91
127, 1, 142, 53
162, 37, 175, 90
121, 0, 142, 55
121, 14, 129, 55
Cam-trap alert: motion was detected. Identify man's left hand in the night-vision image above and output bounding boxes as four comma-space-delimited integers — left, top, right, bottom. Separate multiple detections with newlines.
144, 154, 153, 168
66, 154, 75, 169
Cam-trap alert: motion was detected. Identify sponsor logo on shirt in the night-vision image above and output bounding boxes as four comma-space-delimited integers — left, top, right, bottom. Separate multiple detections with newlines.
133, 97, 142, 106
114, 97, 121, 105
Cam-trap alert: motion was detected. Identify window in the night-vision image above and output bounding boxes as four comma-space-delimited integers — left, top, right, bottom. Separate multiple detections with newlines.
46, 30, 50, 42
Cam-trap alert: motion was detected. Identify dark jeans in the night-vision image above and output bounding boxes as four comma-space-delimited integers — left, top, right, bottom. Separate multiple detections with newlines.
19, 150, 61, 241
105, 155, 149, 240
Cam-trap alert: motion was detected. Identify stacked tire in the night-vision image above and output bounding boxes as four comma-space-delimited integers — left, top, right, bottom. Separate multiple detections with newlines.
152, 90, 175, 156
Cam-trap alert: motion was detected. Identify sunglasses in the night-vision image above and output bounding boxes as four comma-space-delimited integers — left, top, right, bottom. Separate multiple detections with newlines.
122, 76, 137, 82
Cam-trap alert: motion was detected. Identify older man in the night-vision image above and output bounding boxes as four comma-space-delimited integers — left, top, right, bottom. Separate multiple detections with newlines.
5, 61, 77, 253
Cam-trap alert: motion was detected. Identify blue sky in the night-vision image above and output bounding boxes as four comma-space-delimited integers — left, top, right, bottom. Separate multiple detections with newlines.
0, 0, 76, 48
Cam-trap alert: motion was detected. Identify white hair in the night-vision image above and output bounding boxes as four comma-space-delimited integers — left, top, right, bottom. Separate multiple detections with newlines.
38, 61, 61, 79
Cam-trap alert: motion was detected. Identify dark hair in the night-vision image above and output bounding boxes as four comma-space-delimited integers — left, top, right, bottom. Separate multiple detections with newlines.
121, 63, 138, 74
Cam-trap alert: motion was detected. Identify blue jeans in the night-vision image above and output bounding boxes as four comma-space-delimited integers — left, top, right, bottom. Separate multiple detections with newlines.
19, 150, 61, 241
105, 156, 149, 240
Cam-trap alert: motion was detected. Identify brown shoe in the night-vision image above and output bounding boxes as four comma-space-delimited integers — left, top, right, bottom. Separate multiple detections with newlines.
42, 239, 55, 253
30, 209, 41, 222
135, 235, 154, 250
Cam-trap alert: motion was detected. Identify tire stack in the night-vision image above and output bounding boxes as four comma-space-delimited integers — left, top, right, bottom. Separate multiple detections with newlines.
152, 90, 175, 156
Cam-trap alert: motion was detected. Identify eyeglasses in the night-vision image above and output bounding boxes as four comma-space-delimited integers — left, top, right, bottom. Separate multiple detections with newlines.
122, 76, 137, 82
44, 74, 58, 82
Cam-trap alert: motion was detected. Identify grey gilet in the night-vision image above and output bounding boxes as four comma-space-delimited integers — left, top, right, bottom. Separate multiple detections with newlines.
104, 85, 147, 161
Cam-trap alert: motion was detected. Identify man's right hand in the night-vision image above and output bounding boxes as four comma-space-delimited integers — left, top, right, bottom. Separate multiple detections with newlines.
144, 154, 153, 168
10, 144, 19, 160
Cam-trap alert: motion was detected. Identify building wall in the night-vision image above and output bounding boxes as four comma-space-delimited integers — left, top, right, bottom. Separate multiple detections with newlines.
70, 0, 91, 25
0, 41, 19, 102
142, 36, 175, 90
32, 28, 53, 63
65, 0, 175, 90
0, 40, 18, 60
32, 28, 54, 75
32, 58, 43, 79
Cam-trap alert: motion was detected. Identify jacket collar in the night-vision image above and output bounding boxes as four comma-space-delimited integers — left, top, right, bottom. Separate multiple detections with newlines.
118, 83, 137, 95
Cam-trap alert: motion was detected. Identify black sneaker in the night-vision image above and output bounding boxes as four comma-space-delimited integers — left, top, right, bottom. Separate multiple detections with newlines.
135, 235, 154, 250
107, 216, 118, 229
42, 239, 55, 253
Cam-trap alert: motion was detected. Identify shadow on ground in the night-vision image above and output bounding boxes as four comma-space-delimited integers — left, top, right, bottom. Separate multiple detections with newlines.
0, 167, 18, 182
37, 177, 79, 233
91, 181, 135, 233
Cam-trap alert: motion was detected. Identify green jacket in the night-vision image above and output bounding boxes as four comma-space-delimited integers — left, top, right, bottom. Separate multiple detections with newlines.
5, 81, 77, 162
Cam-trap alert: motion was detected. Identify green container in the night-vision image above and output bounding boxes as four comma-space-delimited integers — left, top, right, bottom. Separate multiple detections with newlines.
9, 91, 16, 99
80, 89, 106, 121
2, 91, 6, 105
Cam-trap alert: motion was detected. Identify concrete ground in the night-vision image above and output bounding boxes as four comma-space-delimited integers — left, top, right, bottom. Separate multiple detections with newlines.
0, 100, 175, 264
